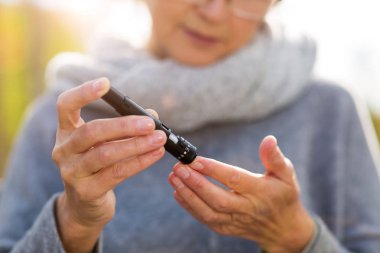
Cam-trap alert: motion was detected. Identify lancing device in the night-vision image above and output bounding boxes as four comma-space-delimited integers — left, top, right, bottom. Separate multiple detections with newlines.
102, 87, 197, 164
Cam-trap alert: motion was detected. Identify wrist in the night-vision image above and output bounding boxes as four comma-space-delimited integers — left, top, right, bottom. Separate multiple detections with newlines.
261, 204, 314, 253
279, 204, 315, 253
56, 193, 104, 253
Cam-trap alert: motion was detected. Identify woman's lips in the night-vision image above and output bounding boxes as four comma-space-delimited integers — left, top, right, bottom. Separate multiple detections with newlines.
182, 26, 219, 46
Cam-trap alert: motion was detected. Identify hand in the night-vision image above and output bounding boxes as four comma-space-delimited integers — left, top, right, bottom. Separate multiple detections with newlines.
52, 78, 167, 253
168, 136, 314, 253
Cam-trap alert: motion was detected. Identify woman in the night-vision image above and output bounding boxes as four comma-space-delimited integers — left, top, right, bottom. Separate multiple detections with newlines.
1, 0, 379, 252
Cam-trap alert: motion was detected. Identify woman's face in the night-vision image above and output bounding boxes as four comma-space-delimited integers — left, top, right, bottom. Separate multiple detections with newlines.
146, 0, 274, 66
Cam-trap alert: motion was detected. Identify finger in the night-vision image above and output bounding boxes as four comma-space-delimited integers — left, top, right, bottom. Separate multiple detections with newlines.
169, 174, 231, 224
67, 116, 156, 153
173, 190, 253, 239
259, 135, 295, 185
57, 77, 110, 131
172, 164, 243, 213
173, 190, 190, 208
76, 130, 167, 176
146, 109, 159, 120
185, 157, 262, 193
172, 190, 209, 224
172, 190, 211, 222
76, 147, 165, 200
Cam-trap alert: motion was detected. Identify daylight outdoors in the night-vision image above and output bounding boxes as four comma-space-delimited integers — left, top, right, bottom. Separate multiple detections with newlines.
0, 0, 379, 177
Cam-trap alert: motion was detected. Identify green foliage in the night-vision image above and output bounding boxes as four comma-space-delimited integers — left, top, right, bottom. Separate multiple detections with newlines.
372, 114, 380, 143
0, 4, 82, 176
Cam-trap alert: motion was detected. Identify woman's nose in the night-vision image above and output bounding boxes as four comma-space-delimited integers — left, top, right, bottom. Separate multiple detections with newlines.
198, 0, 229, 23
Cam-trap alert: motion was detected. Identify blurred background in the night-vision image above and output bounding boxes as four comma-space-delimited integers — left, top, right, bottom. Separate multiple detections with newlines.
0, 0, 379, 177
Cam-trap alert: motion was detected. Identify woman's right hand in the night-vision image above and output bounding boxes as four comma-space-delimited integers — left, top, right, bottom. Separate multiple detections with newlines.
52, 78, 167, 253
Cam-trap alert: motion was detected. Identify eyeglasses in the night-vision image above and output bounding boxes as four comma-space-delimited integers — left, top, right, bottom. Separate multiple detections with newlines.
182, 0, 268, 21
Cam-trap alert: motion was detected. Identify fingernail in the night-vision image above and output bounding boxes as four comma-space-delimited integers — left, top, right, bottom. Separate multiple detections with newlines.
266, 135, 277, 147
175, 166, 190, 179
92, 78, 105, 92
191, 162, 203, 171
172, 177, 184, 189
137, 118, 154, 131
152, 147, 164, 156
151, 131, 165, 144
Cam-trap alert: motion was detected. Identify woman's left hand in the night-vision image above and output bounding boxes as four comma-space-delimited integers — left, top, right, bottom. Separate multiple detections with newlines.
168, 135, 314, 253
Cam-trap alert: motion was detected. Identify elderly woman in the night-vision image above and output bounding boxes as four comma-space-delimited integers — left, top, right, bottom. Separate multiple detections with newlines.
0, 0, 379, 252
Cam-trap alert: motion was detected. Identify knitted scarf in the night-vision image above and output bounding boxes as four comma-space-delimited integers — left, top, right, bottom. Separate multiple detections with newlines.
47, 22, 316, 132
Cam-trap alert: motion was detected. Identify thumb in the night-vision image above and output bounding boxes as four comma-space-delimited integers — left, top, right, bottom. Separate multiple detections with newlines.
146, 109, 159, 120
259, 135, 295, 185
57, 77, 110, 131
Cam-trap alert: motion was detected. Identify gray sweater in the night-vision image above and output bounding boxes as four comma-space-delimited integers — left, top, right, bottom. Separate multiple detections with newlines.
0, 82, 379, 252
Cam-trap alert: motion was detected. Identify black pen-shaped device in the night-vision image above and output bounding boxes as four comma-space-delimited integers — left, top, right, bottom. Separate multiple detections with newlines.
102, 87, 197, 164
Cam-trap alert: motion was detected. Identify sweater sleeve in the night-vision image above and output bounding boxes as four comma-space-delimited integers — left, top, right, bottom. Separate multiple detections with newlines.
9, 194, 103, 253
304, 89, 380, 252
259, 216, 344, 253
338, 94, 380, 252
302, 216, 347, 253
1, 193, 103, 253
2, 193, 66, 253
0, 93, 103, 253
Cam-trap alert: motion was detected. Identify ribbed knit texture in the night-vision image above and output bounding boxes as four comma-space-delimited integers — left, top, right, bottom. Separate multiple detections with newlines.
46, 22, 316, 132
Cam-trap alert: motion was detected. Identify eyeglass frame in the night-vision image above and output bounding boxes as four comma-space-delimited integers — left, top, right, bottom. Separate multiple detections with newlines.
181, 0, 277, 21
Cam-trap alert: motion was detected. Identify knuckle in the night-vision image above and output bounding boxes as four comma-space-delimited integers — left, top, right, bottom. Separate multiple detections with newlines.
185, 190, 197, 201
51, 146, 63, 164
56, 93, 67, 111
134, 155, 147, 170
53, 149, 77, 183
227, 171, 241, 189
213, 198, 229, 212
132, 136, 146, 154
248, 199, 273, 218
69, 135, 81, 150
79, 123, 96, 141
192, 177, 205, 190
78, 154, 92, 171
214, 224, 233, 236
59, 161, 79, 181
202, 212, 217, 224
180, 191, 199, 207
232, 213, 254, 225
97, 147, 112, 163
255, 205, 272, 217
132, 148, 163, 172
118, 117, 130, 131
111, 163, 128, 179
89, 120, 104, 133
282, 187, 299, 205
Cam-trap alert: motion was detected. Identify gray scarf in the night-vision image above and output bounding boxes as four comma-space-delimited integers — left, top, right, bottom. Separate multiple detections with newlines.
47, 22, 316, 132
